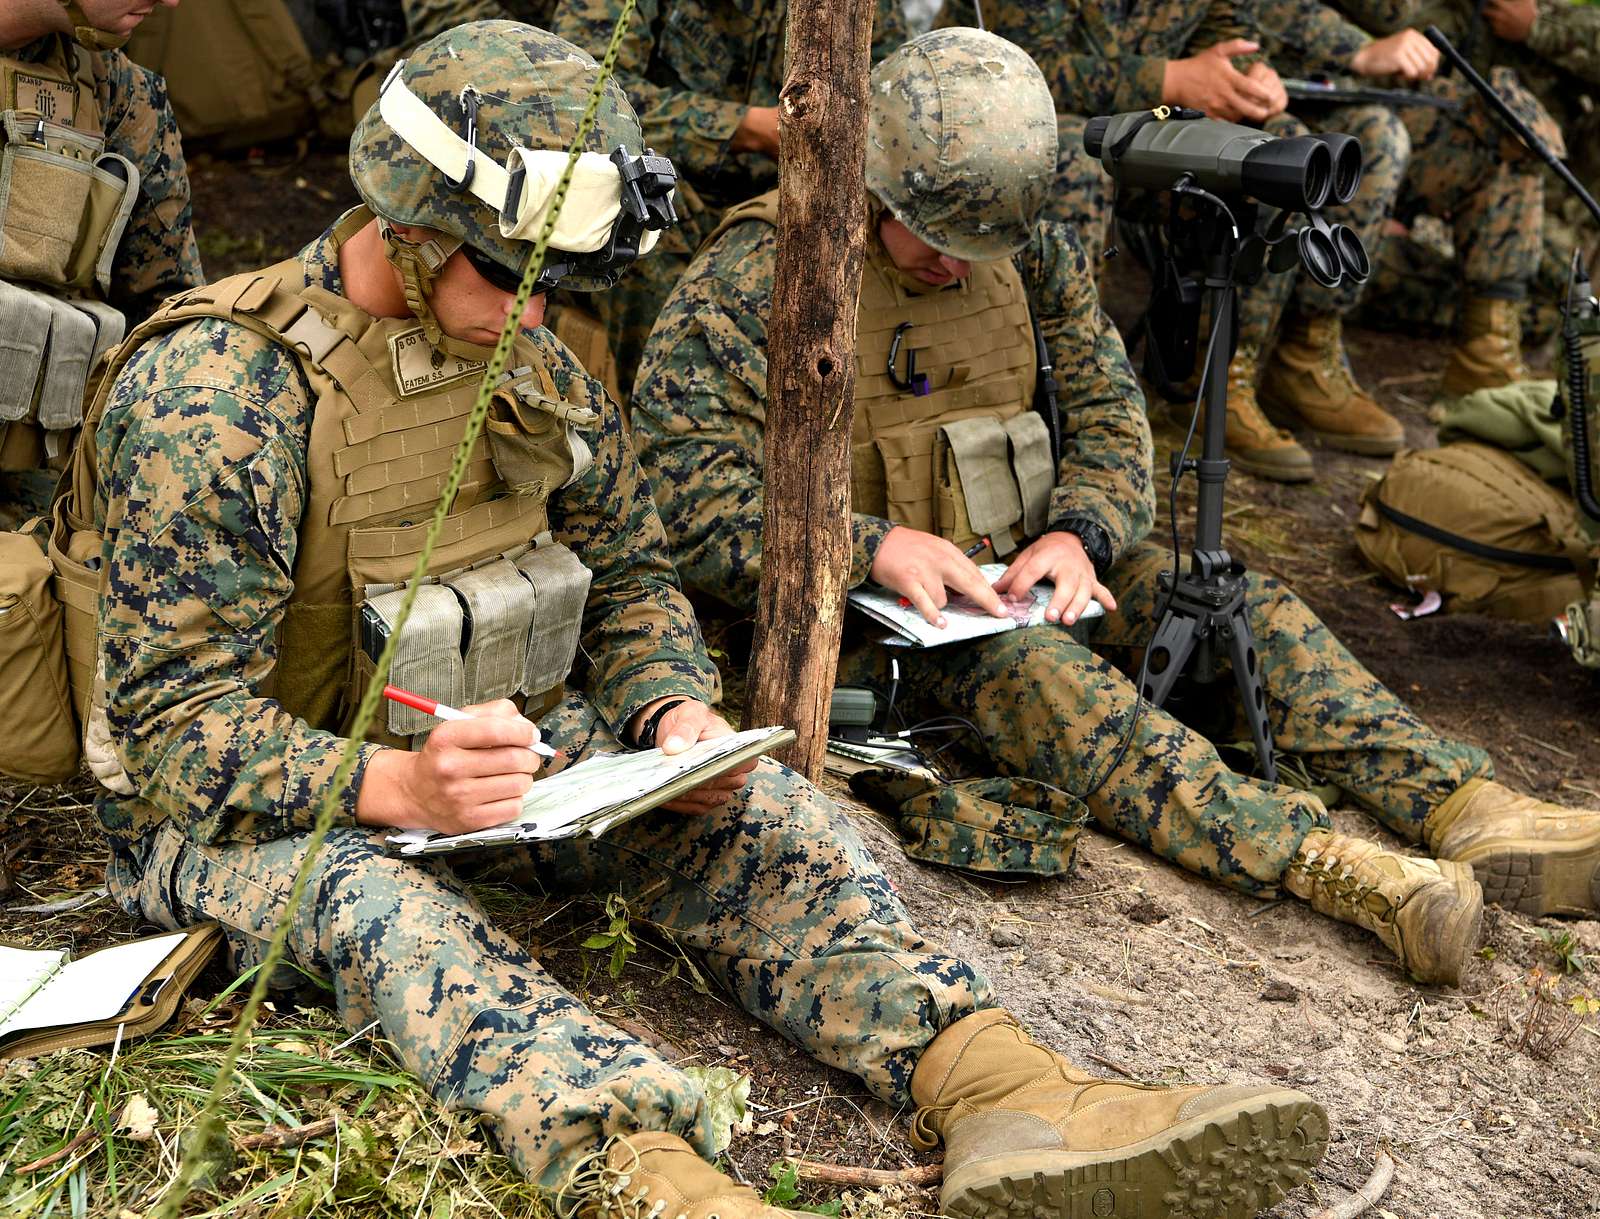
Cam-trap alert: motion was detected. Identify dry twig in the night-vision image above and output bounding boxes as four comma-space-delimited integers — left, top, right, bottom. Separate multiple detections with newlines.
234, 1116, 338, 1151
14, 1125, 102, 1173
1308, 1150, 1396, 1219
793, 1159, 942, 1188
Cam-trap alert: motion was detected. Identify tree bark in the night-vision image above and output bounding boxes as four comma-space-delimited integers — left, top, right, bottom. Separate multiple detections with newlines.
744, 0, 874, 780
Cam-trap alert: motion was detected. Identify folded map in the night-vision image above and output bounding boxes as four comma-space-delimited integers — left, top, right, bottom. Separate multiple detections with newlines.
848, 564, 1103, 648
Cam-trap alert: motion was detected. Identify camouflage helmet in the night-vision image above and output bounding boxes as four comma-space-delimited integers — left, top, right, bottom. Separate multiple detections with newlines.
350, 22, 677, 343
866, 28, 1057, 263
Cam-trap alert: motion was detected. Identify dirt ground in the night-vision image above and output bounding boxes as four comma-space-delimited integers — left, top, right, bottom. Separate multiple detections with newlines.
3, 147, 1598, 1219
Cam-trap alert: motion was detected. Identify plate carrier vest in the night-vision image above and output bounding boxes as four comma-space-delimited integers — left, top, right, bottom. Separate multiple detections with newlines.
55, 207, 595, 768
706, 190, 1053, 557
0, 36, 141, 471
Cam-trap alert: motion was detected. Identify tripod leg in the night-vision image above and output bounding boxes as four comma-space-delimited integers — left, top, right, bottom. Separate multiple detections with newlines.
1140, 604, 1204, 707
1220, 605, 1278, 784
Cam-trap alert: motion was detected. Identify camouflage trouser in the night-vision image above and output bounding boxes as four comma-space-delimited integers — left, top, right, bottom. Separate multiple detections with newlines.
868, 542, 1492, 897
1235, 106, 1409, 355
1358, 185, 1598, 346
104, 692, 991, 1186
1394, 80, 1544, 294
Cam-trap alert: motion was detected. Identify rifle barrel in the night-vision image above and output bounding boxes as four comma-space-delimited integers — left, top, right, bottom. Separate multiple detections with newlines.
1423, 25, 1600, 227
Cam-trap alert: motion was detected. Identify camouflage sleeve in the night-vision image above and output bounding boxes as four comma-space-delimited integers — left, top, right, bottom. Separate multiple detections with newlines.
1527, 0, 1600, 85
1333, 0, 1419, 34
97, 50, 204, 322
630, 223, 893, 615
540, 338, 722, 730
93, 321, 378, 846
552, 0, 750, 181
1020, 222, 1155, 560
1260, 0, 1373, 73
403, 0, 520, 43
1192, 0, 1261, 52
938, 0, 1170, 114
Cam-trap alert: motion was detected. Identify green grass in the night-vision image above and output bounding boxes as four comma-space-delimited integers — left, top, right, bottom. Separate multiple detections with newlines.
0, 991, 552, 1218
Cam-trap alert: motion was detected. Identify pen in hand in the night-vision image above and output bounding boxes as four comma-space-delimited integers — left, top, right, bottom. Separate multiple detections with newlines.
382, 684, 557, 757
898, 536, 991, 609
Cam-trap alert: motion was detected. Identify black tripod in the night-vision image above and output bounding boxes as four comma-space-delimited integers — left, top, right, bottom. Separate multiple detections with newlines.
1139, 210, 1278, 784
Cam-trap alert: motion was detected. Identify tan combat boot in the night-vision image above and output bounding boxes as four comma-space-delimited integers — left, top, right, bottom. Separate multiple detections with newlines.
911, 1009, 1328, 1219
1283, 829, 1483, 986
1258, 314, 1405, 456
1426, 779, 1600, 916
569, 1132, 803, 1219
1436, 296, 1534, 401
1225, 346, 1315, 483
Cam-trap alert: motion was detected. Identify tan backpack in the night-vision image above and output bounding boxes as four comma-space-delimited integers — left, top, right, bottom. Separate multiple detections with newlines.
1354, 442, 1593, 624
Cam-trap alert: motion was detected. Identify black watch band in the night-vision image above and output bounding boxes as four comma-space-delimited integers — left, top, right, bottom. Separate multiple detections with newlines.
1052, 517, 1114, 578
634, 698, 689, 750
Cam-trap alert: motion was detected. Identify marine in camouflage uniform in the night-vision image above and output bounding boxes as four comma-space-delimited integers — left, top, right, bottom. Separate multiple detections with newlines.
936, 0, 1410, 485
0, 1, 202, 527
1357, 0, 1599, 345
550, 0, 909, 400
636, 27, 1600, 990
1264, 0, 1554, 409
84, 23, 1332, 1216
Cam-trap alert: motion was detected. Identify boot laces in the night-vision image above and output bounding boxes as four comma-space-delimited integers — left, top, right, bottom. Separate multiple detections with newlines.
556, 1137, 692, 1219
1287, 851, 1397, 926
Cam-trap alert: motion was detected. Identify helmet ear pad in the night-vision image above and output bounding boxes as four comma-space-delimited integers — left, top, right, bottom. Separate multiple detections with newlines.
866, 28, 1057, 263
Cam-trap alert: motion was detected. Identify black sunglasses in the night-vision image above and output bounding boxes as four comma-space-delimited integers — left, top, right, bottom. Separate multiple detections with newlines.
462, 244, 560, 295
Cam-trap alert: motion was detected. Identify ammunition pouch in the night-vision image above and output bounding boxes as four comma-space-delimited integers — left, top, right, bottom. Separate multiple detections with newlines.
0, 281, 125, 467
932, 412, 1054, 557
1567, 597, 1600, 669
357, 540, 591, 743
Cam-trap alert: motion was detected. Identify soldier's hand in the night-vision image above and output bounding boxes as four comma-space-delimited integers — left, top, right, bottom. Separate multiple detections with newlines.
1162, 40, 1280, 123
731, 105, 781, 158
1243, 61, 1288, 117
870, 526, 1009, 627
631, 699, 757, 814
358, 699, 542, 835
994, 532, 1117, 627
1350, 30, 1440, 81
1484, 0, 1537, 42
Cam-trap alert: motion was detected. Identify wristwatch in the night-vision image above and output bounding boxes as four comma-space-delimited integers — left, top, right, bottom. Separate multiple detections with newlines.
634, 698, 689, 750
1051, 517, 1114, 578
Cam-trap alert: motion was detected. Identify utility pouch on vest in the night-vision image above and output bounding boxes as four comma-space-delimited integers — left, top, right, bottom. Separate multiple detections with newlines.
933, 412, 1055, 557
486, 375, 597, 498
363, 584, 467, 738
48, 503, 104, 727
514, 542, 591, 699
0, 519, 79, 783
444, 557, 535, 704
0, 282, 127, 466
0, 115, 137, 293
1354, 443, 1590, 623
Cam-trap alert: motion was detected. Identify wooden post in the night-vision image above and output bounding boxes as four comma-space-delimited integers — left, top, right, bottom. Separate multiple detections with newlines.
743, 0, 874, 780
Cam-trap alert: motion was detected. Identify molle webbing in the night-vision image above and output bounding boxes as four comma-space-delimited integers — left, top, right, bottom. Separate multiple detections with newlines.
69, 238, 582, 742
705, 190, 1045, 551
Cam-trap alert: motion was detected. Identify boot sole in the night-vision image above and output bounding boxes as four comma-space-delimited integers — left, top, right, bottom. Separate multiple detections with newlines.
1229, 454, 1316, 484
1455, 840, 1600, 917
940, 1093, 1329, 1219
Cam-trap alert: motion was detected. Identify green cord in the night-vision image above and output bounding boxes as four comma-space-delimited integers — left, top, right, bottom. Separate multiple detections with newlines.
150, 6, 639, 1213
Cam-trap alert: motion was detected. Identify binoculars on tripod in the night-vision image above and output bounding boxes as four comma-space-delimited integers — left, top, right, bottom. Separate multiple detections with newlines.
1082, 108, 1371, 288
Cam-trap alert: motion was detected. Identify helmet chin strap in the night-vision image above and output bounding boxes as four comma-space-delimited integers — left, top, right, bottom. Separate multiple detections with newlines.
58, 0, 129, 50
378, 218, 494, 360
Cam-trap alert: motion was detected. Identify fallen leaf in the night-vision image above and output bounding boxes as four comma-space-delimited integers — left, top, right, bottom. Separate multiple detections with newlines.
118, 1094, 159, 1141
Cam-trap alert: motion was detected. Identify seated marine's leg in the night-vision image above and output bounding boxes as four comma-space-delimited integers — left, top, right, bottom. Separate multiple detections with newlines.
1101, 543, 1492, 843
1400, 95, 1543, 399
107, 822, 711, 1187
498, 695, 994, 1106
1256, 105, 1408, 459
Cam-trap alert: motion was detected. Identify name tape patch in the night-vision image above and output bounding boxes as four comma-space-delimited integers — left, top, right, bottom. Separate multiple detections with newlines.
390, 328, 485, 397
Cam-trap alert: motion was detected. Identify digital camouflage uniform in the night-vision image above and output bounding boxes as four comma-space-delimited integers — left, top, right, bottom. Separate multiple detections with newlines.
631, 211, 1494, 896
550, 0, 909, 397
1266, 0, 1551, 333
91, 217, 990, 1185
1357, 0, 1599, 340
0, 34, 202, 528
935, 0, 1405, 371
